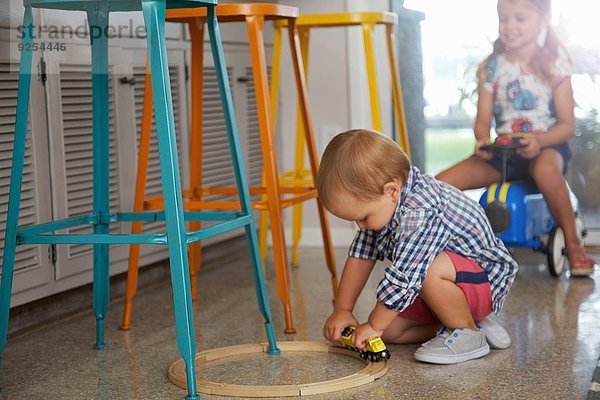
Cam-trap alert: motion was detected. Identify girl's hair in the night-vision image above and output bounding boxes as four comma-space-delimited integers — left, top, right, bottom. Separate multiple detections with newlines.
477, 0, 571, 84
316, 129, 410, 209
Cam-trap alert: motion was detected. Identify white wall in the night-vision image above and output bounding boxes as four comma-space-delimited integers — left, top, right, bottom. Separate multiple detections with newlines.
276, 0, 393, 248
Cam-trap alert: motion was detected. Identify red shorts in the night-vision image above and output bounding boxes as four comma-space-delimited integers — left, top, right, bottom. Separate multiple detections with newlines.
398, 251, 493, 324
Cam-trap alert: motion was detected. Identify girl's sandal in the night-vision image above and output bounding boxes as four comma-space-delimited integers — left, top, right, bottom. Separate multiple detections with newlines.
566, 243, 596, 277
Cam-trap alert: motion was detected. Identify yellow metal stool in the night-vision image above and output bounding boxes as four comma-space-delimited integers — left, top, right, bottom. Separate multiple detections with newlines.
264, 12, 411, 266
121, 3, 339, 334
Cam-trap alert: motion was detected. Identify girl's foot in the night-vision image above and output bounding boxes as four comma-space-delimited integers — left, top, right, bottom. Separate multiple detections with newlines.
566, 243, 596, 277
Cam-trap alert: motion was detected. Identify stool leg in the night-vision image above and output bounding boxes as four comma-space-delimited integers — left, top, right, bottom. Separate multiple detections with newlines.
257, 23, 285, 268
287, 19, 339, 300
207, 7, 279, 352
187, 19, 205, 303
142, 1, 199, 398
87, 5, 110, 351
121, 66, 153, 330
361, 22, 382, 132
290, 27, 310, 268
385, 24, 410, 157
257, 24, 285, 270
246, 14, 295, 334
258, 173, 269, 271
0, 6, 34, 360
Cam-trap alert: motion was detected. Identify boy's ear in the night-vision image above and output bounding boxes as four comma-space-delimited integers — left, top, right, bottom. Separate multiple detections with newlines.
383, 180, 401, 201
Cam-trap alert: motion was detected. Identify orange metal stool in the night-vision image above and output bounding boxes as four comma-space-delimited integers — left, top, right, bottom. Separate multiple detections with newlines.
267, 12, 411, 266
121, 3, 338, 334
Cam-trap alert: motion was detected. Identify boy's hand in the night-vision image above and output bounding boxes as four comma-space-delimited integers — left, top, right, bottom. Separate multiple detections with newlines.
352, 323, 384, 351
323, 310, 359, 345
516, 136, 541, 159
474, 140, 493, 160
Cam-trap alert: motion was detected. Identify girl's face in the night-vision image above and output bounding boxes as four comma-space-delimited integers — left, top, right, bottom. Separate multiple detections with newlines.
498, 0, 548, 56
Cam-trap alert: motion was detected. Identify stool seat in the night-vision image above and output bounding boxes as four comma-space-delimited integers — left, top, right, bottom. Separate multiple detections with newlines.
276, 11, 397, 28
25, 0, 216, 12
166, 3, 298, 21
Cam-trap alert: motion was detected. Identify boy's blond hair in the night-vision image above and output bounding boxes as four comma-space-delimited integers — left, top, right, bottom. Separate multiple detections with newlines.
317, 129, 410, 210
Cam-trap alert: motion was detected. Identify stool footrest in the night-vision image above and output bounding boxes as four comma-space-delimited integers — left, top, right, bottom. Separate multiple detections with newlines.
17, 232, 168, 245
186, 186, 315, 197
142, 189, 319, 212
118, 211, 243, 222
15, 212, 254, 245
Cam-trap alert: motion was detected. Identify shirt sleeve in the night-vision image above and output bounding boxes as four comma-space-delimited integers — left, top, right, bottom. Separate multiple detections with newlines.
482, 58, 499, 94
553, 50, 573, 88
376, 208, 451, 312
348, 229, 383, 260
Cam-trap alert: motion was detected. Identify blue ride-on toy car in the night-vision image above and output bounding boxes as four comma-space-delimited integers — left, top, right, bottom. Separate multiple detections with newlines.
478, 135, 586, 277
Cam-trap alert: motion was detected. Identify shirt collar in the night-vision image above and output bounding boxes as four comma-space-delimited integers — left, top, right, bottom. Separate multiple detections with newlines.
377, 166, 417, 237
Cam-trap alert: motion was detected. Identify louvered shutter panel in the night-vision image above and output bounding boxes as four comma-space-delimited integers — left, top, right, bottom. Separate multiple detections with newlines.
243, 66, 265, 189
0, 59, 52, 306
58, 64, 121, 259
199, 66, 266, 204
0, 63, 45, 277
132, 65, 184, 238
133, 66, 187, 219
201, 66, 237, 201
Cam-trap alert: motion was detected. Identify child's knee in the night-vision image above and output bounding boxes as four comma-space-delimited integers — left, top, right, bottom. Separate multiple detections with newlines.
422, 251, 456, 289
529, 152, 564, 181
530, 161, 561, 181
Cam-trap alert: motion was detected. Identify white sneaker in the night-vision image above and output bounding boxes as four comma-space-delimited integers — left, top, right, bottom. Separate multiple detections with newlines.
477, 313, 511, 349
414, 327, 489, 364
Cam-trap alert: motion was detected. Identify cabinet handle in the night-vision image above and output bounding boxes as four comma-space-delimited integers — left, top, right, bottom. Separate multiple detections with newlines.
236, 76, 250, 83
119, 77, 136, 85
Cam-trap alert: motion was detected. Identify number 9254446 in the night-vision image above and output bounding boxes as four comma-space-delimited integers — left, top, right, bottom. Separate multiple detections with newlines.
18, 42, 66, 51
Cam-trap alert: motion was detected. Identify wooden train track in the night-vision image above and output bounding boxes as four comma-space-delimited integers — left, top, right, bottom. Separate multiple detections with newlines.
168, 341, 389, 397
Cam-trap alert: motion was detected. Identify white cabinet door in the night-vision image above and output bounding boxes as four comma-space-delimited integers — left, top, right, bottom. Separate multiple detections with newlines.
119, 44, 190, 267
195, 49, 267, 208
0, 37, 54, 307
44, 42, 128, 280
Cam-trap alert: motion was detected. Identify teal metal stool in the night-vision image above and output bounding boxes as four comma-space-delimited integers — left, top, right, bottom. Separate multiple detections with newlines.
0, 1, 279, 398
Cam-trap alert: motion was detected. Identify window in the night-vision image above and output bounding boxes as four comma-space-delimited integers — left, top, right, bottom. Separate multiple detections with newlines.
406, 0, 600, 239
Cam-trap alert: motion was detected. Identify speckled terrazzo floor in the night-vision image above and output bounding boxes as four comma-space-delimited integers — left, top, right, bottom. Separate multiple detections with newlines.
1, 245, 599, 400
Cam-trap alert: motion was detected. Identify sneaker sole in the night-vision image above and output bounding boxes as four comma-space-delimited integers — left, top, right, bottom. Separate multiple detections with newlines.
479, 322, 511, 349
414, 344, 490, 364
485, 332, 511, 349
478, 316, 512, 350
570, 268, 594, 277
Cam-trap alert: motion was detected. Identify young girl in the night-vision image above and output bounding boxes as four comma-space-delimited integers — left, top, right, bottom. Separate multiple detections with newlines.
436, 0, 595, 276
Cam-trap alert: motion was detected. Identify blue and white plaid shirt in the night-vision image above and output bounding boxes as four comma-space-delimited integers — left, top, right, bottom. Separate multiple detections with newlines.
349, 166, 518, 314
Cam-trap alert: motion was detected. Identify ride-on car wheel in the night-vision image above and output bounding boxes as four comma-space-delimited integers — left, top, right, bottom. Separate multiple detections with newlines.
548, 226, 566, 277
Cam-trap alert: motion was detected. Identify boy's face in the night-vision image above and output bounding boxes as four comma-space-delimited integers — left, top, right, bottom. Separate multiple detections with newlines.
327, 182, 400, 232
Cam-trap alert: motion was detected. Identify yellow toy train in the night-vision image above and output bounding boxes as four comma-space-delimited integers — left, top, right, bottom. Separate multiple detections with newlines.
341, 326, 390, 362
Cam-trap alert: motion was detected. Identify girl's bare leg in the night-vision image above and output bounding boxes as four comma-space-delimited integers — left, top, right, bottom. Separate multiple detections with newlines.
529, 149, 595, 271
436, 156, 501, 190
529, 149, 575, 240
